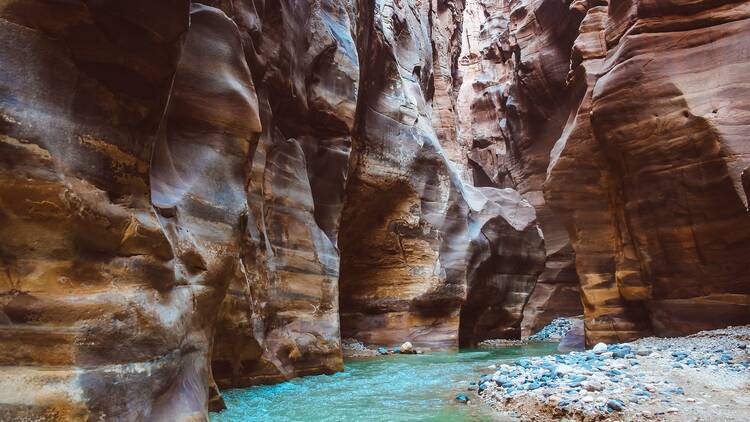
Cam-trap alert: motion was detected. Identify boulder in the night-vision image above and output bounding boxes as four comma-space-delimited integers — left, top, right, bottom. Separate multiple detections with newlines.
558, 320, 585, 353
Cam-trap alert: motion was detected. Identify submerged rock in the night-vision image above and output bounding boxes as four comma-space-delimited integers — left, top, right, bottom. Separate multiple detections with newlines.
455, 394, 470, 403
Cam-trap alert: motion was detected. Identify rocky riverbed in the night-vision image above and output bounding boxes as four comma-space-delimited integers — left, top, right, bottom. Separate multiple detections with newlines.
527, 318, 578, 342
477, 317, 581, 349
469, 326, 750, 421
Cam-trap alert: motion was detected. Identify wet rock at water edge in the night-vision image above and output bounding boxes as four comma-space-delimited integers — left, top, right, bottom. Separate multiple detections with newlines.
592, 343, 608, 354
400, 342, 416, 354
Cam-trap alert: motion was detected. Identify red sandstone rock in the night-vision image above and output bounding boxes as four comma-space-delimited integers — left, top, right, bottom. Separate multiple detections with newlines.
544, 0, 750, 343
0, 1, 544, 419
456, 0, 584, 337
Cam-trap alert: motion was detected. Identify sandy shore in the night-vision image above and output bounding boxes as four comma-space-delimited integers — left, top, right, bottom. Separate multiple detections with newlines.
472, 326, 750, 421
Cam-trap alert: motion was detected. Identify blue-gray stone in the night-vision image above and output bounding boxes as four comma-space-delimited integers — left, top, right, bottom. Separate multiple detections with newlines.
606, 399, 625, 410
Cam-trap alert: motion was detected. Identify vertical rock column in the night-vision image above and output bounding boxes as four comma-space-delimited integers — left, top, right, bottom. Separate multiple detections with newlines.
455, 0, 584, 336
0, 1, 258, 420
546, 0, 750, 343
210, 0, 360, 388
339, 0, 546, 349
545, 2, 653, 344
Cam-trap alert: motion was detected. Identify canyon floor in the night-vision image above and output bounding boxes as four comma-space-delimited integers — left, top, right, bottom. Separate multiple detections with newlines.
476, 326, 750, 422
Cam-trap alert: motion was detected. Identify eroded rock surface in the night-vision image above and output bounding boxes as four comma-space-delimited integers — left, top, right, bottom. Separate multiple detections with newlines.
456, 0, 584, 337
548, 0, 750, 344
209, 0, 359, 390
0, 2, 249, 420
338, 0, 544, 350
457, 0, 750, 345
0, 0, 544, 419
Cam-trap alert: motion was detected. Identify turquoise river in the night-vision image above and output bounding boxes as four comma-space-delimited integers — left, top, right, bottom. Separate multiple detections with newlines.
210, 342, 558, 422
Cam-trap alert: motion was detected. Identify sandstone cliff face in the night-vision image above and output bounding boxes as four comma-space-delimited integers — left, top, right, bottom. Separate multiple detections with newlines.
456, 0, 584, 336
208, 0, 359, 390
547, 0, 750, 344
338, 0, 544, 350
0, 0, 545, 419
0, 2, 251, 419
472, 0, 750, 344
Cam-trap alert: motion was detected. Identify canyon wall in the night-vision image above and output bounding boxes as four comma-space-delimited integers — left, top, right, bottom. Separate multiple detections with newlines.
4, 0, 748, 419
208, 0, 359, 391
0, 0, 544, 419
0, 2, 248, 420
337, 0, 544, 350
548, 0, 750, 344
456, 0, 584, 336
469, 0, 750, 345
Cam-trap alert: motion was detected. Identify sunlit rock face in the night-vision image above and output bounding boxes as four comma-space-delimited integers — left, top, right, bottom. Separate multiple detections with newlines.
456, 0, 583, 337
338, 0, 544, 350
461, 0, 750, 344
0, 1, 253, 420
1, 0, 546, 418
547, 0, 750, 344
207, 0, 359, 390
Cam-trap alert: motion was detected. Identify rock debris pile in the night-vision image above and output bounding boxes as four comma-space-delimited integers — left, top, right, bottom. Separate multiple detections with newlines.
472, 326, 750, 421
527, 318, 577, 342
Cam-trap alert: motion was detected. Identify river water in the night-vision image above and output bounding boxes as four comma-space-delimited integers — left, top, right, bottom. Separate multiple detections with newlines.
210, 342, 558, 422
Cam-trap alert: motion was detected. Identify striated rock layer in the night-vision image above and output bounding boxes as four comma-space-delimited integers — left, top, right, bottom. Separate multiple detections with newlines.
208, 0, 359, 390
547, 0, 750, 344
338, 0, 544, 350
472, 0, 750, 344
0, 2, 251, 420
456, 0, 584, 336
0, 0, 545, 419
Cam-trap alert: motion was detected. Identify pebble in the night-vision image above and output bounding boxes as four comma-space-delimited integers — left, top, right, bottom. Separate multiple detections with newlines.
526, 317, 576, 341
455, 394, 469, 403
470, 325, 750, 420
592, 343, 608, 354
606, 399, 625, 411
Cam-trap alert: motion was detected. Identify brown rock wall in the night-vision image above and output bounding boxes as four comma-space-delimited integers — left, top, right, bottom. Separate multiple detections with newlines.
0, 2, 251, 419
456, 0, 584, 336
0, 1, 545, 419
544, 0, 750, 343
338, 0, 544, 350
208, 0, 359, 389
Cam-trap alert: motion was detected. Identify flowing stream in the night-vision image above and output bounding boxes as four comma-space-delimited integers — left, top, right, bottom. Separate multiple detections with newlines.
210, 342, 558, 422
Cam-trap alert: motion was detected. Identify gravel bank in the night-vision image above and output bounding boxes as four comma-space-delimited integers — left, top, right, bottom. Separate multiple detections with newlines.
471, 325, 750, 421
526, 317, 577, 342
342, 338, 379, 358
478, 317, 581, 349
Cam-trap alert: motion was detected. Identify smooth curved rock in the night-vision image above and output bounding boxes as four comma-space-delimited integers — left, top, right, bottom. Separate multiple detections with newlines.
0, 2, 252, 420
456, 0, 584, 338
338, 0, 544, 351
209, 0, 359, 389
543, 0, 750, 343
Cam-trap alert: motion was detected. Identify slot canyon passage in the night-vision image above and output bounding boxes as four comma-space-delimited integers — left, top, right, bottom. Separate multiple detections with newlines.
1, 0, 750, 421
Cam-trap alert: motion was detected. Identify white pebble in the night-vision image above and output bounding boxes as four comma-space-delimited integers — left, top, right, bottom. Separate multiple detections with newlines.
593, 343, 608, 354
